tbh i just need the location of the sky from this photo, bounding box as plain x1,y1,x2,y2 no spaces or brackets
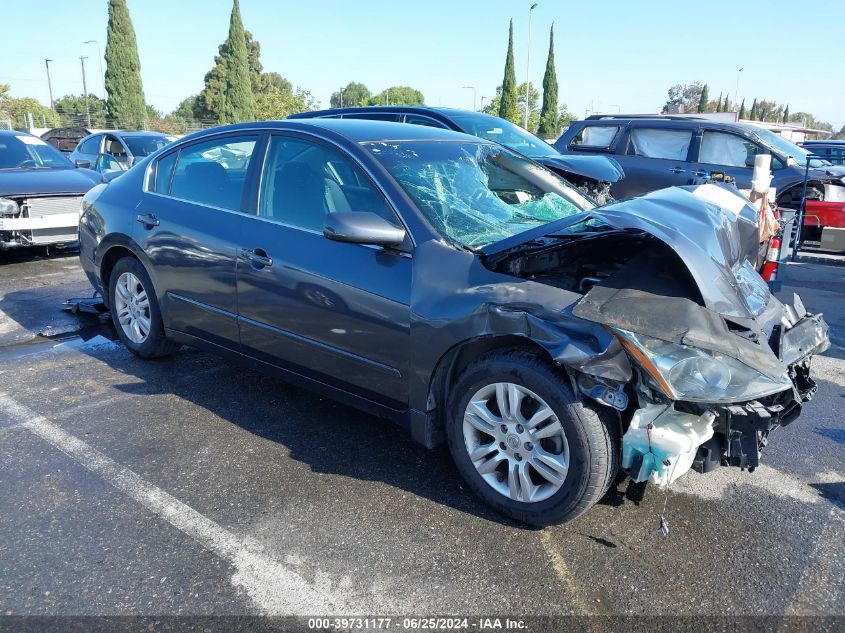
1,0,843,128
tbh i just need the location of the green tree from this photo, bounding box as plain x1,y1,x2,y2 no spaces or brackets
831,124,845,140
483,82,541,132
255,85,316,120
104,0,147,129
498,19,519,124
783,104,789,122
715,92,722,113
722,94,730,112
697,84,709,113
749,98,758,120
199,0,255,123
54,94,108,127
367,86,424,106
330,82,371,108
537,24,559,138
739,98,746,119
662,81,703,113
0,86,62,128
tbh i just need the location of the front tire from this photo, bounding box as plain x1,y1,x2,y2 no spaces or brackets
108,257,179,358
446,351,619,526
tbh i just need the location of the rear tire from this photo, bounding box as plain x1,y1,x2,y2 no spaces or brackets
446,350,619,526
108,256,180,359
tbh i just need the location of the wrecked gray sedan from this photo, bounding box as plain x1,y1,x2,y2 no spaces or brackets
79,120,829,526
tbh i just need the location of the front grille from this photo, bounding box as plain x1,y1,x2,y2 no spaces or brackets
23,196,81,245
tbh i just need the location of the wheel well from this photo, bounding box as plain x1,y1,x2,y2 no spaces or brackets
427,335,558,419
100,246,136,301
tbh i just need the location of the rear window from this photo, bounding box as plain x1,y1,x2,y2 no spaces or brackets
569,125,619,149
628,128,692,160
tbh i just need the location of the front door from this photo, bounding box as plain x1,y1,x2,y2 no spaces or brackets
690,129,777,191
236,133,411,405
134,133,261,347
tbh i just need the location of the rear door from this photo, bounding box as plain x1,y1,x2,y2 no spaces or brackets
134,132,262,347
690,128,780,191
236,132,411,405
611,123,696,198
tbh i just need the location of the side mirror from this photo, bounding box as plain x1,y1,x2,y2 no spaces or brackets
75,159,91,169
323,212,406,248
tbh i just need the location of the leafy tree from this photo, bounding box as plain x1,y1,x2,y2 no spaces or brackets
739,98,746,119
786,111,833,131
662,81,703,113
498,19,519,124
697,84,709,113
831,124,845,140
199,0,255,123
484,82,541,132
54,94,108,127
537,25,559,138
330,82,371,108
367,86,424,106
255,86,316,120
104,0,147,129
749,98,758,120
0,86,62,128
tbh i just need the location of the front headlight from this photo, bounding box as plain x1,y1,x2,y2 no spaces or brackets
0,197,19,216
614,329,793,403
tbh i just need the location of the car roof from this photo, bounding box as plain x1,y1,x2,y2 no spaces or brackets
181,118,484,145
0,130,35,138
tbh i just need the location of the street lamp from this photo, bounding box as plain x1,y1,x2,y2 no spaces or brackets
524,2,539,129
83,40,106,98
735,67,743,117
44,59,55,111
80,56,91,127
462,86,477,111
339,86,344,107
480,96,487,111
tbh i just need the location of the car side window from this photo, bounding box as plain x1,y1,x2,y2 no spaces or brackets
153,150,178,194
79,135,101,154
404,114,449,129
342,112,400,122
627,128,692,160
259,135,397,232
168,135,258,211
569,125,619,149
699,131,766,168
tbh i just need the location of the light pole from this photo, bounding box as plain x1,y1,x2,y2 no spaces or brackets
80,56,91,127
339,86,344,107
83,40,105,98
462,86,477,111
735,67,743,117
480,96,487,111
524,2,539,129
44,59,55,111
385,88,390,106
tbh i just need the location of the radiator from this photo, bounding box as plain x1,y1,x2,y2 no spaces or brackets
23,196,82,245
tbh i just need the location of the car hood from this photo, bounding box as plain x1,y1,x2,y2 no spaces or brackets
811,164,845,179
0,168,102,197
534,154,625,183
587,184,764,320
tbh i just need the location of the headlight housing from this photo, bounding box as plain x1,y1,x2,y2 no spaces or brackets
614,329,793,403
0,197,19,216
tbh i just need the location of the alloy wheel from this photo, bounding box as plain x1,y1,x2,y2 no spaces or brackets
114,271,151,344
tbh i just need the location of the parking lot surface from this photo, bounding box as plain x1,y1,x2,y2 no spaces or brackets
1,249,843,621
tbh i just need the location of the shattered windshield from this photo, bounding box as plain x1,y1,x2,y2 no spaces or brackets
366,141,594,249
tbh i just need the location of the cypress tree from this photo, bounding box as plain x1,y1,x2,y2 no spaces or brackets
537,25,558,138
739,99,746,119
498,20,519,124
722,94,730,112
104,0,147,129
749,98,758,120
715,92,722,113
783,104,790,122
200,0,255,123
697,84,709,113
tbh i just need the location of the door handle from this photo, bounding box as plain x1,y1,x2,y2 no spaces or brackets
669,167,687,174
240,248,273,269
136,213,159,228
691,170,708,177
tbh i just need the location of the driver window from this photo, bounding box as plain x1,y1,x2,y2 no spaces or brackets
259,136,397,231
699,131,763,168
105,136,129,165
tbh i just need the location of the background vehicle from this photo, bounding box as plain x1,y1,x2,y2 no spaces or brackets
40,126,92,154
69,130,177,174
800,139,845,166
0,130,101,250
556,115,845,208
78,120,828,526
289,106,624,203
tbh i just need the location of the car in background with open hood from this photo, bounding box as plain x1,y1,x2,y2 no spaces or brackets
0,130,101,250
77,119,829,525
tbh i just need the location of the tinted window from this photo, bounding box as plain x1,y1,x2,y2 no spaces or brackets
628,128,692,160
79,135,101,154
259,135,395,232
404,114,449,129
699,131,764,168
570,125,619,149
124,135,171,157
450,112,558,158
153,150,178,193
342,112,400,121
0,134,73,169
169,135,257,211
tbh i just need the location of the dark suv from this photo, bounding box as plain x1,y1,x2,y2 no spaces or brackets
290,106,624,202
555,116,845,207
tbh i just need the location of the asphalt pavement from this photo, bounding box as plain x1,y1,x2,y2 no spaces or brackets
0,247,843,627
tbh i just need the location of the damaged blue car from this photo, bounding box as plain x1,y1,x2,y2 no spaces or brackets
77,120,829,525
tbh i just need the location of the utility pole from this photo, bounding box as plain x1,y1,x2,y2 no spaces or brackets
339,87,344,108
44,59,55,111
480,96,487,111
80,56,91,127
386,88,390,106
462,86,477,111
524,2,539,129
83,40,105,98
735,67,743,117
